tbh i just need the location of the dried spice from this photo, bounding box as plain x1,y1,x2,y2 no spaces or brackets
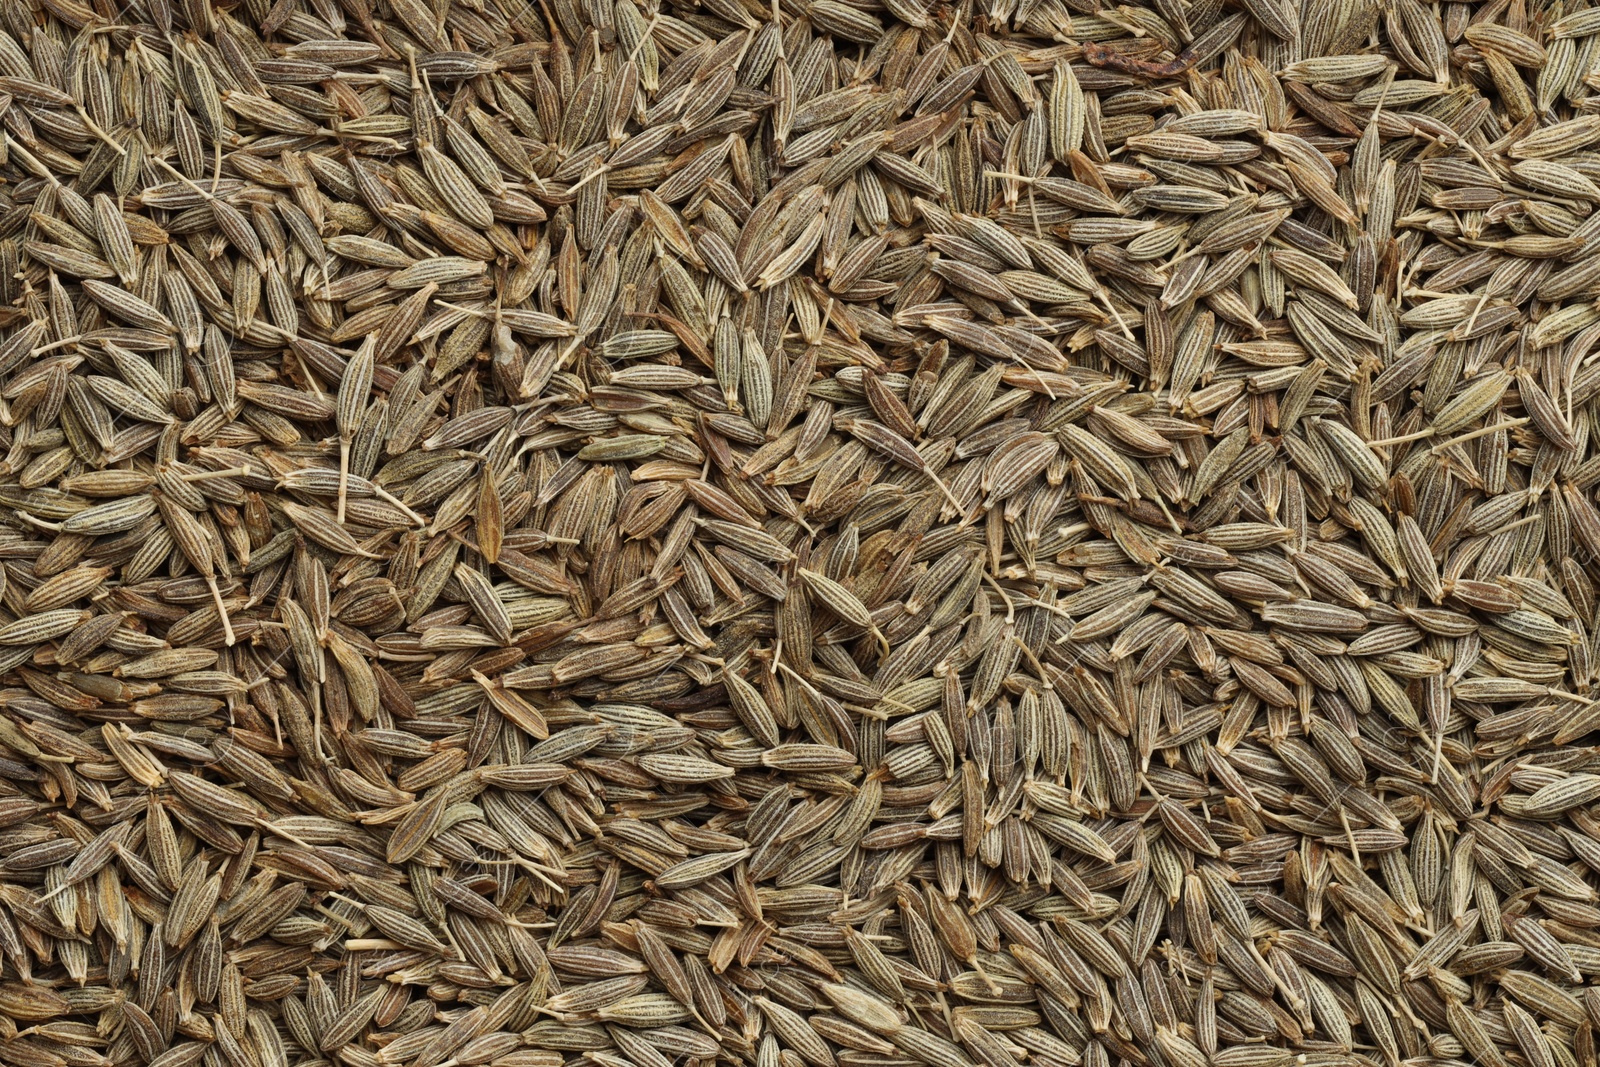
0,0,1597,1066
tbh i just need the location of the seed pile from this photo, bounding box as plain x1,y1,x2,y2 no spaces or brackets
8,0,1600,1063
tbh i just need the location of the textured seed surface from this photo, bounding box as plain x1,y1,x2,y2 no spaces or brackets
1,0,1600,1066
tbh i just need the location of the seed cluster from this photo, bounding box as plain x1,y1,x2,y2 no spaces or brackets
1,0,1600,1064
